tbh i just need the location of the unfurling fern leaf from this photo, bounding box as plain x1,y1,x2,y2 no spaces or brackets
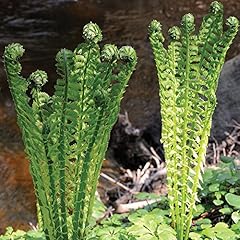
4,22,137,240
149,2,238,240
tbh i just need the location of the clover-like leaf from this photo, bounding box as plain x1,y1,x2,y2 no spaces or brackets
226,193,240,209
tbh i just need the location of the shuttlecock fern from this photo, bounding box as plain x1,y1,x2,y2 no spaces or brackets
4,22,137,240
149,2,238,240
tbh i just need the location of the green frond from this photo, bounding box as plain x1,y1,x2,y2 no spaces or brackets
4,44,57,240
149,2,238,240
3,22,136,240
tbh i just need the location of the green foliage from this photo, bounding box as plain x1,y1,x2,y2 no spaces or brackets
0,227,45,240
3,22,137,240
2,159,240,240
199,157,240,225
127,209,176,240
149,1,239,239
86,202,176,240
89,161,240,240
225,193,240,208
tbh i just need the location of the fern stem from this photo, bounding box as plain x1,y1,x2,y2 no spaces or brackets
179,28,191,240
71,44,93,239
168,41,180,231
4,24,136,240
85,129,108,224
184,120,210,240
34,89,62,240
73,44,92,188
57,49,70,240
4,50,55,239
84,64,114,227
185,22,239,237
72,111,102,240
72,41,101,239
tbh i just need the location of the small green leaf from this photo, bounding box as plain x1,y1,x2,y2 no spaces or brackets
156,224,177,240
230,188,236,194
202,227,216,238
214,222,237,240
128,209,148,223
221,156,235,163
219,207,233,215
193,204,205,217
209,183,220,192
231,221,240,234
135,192,160,200
203,169,213,182
225,193,240,208
196,218,212,230
232,211,240,224
213,199,224,206
189,232,202,240
215,192,222,200
196,218,212,226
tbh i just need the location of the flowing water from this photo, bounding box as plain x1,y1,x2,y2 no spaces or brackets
0,0,239,233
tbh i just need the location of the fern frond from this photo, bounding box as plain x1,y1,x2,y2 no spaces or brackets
71,23,102,239
149,2,238,239
4,45,56,240
4,22,136,240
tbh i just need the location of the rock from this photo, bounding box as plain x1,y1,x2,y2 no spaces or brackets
108,113,164,170
212,54,240,140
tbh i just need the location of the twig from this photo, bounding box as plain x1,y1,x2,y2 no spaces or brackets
115,198,162,213
29,222,38,231
150,146,162,168
96,206,115,224
207,120,240,164
100,172,132,192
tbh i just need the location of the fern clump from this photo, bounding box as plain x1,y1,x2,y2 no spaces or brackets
4,22,137,240
149,1,239,240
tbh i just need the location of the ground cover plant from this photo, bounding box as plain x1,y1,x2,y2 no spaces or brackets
1,1,239,240
3,22,137,240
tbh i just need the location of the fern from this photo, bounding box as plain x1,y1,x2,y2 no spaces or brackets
149,2,239,240
4,22,137,240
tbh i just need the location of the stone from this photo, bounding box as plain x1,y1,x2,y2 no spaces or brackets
212,54,240,140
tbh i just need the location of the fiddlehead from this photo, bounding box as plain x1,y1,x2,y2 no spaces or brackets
82,21,103,43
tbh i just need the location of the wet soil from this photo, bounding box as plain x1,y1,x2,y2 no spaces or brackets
0,101,36,233
0,0,240,233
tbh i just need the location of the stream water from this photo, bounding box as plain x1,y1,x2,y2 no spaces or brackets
0,0,239,233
